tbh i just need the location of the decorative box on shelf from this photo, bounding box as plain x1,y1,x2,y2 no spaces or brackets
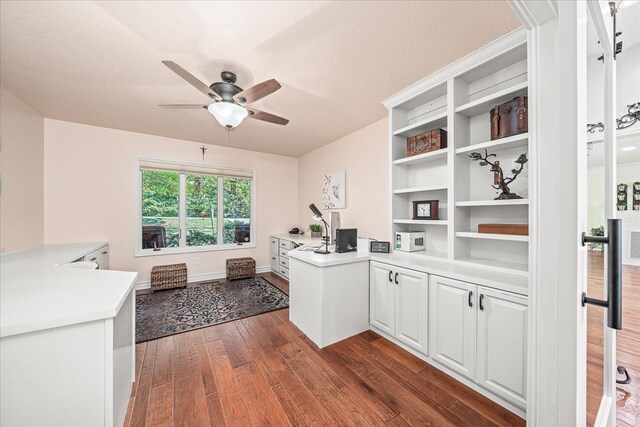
478,223,529,236
407,128,447,157
490,96,528,140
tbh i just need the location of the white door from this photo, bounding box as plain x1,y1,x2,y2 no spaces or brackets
429,275,476,380
477,287,528,409
370,262,395,335
394,266,428,355
585,2,619,426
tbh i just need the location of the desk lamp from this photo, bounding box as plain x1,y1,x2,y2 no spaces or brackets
309,203,330,254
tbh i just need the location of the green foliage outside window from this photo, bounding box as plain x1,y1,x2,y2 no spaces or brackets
141,170,252,248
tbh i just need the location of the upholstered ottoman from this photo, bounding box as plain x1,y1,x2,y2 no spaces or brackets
226,257,256,281
150,263,187,292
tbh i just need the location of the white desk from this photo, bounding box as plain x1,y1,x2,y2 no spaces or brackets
288,248,370,348
1,243,137,427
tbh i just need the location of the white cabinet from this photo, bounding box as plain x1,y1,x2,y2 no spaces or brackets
370,262,395,335
430,275,477,380
370,261,428,354
477,287,528,408
429,274,527,410
84,244,109,270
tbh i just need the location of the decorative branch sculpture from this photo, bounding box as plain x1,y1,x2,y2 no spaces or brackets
469,150,528,200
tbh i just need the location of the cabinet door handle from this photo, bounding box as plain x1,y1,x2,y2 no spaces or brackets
394,273,399,285
468,291,473,307
479,294,485,311
388,271,393,283
101,251,108,255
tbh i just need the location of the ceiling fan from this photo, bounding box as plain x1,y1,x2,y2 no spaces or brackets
159,61,289,129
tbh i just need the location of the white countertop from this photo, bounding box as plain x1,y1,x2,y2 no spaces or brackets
1,243,138,338
288,247,372,267
271,234,325,246
288,247,528,296
371,253,529,296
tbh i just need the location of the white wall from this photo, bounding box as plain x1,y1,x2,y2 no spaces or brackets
43,119,298,283
0,87,45,253
297,118,390,241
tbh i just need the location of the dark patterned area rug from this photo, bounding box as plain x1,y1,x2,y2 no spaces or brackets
135,276,289,343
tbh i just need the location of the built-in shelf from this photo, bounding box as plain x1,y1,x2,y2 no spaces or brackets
393,111,448,138
393,185,448,194
455,199,529,207
586,126,640,143
456,133,529,155
455,256,529,277
456,231,529,242
394,219,448,225
397,249,448,260
393,149,448,166
455,81,528,117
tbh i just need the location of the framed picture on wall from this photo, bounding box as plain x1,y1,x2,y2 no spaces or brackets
322,170,346,209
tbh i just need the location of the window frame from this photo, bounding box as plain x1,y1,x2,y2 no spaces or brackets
134,157,256,257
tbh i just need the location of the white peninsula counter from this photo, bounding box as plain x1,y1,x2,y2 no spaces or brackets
288,248,371,348
1,243,138,427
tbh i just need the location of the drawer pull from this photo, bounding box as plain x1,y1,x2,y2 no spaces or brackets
101,251,108,255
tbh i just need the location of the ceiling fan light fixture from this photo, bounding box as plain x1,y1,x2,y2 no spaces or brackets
207,102,248,129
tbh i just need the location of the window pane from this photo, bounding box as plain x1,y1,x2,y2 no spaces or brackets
223,177,251,244
186,174,218,246
141,170,180,249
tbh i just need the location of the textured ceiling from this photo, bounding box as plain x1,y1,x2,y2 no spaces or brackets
0,1,521,157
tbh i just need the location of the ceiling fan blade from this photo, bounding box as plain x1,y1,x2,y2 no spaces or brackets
161,61,219,100
158,104,208,109
246,107,289,126
234,79,281,104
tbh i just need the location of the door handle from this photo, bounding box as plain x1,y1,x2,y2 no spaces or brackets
581,218,622,330
468,291,473,307
479,294,485,311
394,273,399,285
388,271,393,283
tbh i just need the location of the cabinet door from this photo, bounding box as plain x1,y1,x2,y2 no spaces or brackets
394,266,428,355
429,275,477,380
477,287,528,408
270,238,279,255
96,246,109,270
369,262,395,336
269,254,279,272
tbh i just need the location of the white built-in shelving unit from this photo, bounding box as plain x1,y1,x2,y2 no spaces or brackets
384,29,531,277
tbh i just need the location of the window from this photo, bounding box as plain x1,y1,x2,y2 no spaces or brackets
137,159,254,255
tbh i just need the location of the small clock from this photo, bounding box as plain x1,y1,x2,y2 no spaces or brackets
412,200,439,220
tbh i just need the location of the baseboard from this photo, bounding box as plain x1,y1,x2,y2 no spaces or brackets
623,259,640,266
135,265,271,290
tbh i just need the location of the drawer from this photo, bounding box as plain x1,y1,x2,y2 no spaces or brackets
279,265,289,279
279,257,290,269
270,238,279,255
279,239,294,251
269,254,279,271
279,247,289,258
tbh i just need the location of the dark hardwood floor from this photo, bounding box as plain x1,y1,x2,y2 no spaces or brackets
586,252,640,427
125,273,524,426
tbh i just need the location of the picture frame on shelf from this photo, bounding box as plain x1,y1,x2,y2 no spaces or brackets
412,200,439,220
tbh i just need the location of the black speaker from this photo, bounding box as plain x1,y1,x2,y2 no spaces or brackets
335,228,357,253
